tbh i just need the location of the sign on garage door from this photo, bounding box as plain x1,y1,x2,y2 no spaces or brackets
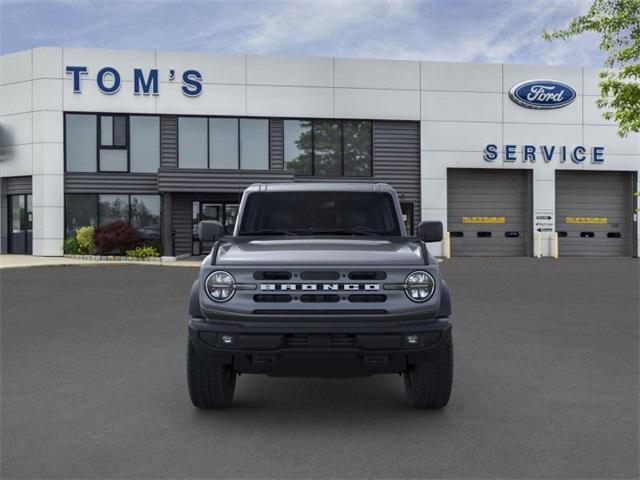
447,169,532,256
556,171,633,256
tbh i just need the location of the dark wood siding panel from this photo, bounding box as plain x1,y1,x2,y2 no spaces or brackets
373,121,421,230
172,195,193,256
269,119,284,169
160,115,178,168
157,168,294,193
65,173,158,193
6,176,32,195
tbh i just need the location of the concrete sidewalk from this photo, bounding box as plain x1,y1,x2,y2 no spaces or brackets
0,254,201,269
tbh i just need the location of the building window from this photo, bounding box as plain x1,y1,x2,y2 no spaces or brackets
284,120,312,175
178,117,208,168
65,113,159,173
284,119,372,177
343,121,372,176
401,203,414,235
240,119,269,170
99,115,128,172
131,195,161,245
191,201,239,255
65,193,98,236
314,120,342,176
178,116,269,170
65,194,161,246
130,116,160,173
98,194,129,225
65,114,97,172
209,118,238,169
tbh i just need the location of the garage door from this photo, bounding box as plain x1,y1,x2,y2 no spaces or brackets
556,171,634,256
447,169,531,256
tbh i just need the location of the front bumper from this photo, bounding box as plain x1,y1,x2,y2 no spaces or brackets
188,317,452,377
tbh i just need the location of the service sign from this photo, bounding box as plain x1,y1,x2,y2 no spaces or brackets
509,79,577,109
534,210,554,232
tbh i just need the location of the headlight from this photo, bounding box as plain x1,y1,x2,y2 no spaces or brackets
205,271,236,302
404,270,435,302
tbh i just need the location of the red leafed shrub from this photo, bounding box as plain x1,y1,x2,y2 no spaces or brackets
94,220,143,255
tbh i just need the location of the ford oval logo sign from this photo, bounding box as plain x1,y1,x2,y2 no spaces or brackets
509,79,577,109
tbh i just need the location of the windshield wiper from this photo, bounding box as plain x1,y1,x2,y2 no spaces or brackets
239,229,299,236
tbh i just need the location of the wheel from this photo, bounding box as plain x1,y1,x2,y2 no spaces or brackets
187,340,236,408
403,336,453,409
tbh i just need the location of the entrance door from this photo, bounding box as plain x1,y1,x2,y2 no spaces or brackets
192,202,222,255
447,169,531,256
8,194,32,254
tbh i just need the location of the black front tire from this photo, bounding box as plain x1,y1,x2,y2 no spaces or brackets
187,340,236,408
404,337,453,409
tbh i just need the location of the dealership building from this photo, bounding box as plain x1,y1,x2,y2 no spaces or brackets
0,47,638,258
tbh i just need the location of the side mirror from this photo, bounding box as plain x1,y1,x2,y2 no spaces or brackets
418,221,443,243
198,220,225,243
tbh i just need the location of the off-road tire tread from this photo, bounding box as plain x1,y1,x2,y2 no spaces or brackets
404,337,453,409
188,340,236,408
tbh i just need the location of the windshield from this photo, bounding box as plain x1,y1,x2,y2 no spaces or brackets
237,191,402,236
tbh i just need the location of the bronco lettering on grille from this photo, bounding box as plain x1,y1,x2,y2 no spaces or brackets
260,283,380,291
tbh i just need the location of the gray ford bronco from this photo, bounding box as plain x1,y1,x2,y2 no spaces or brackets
187,183,453,408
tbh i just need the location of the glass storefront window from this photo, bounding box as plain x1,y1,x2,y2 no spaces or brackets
98,195,129,226
343,121,372,176
284,120,312,175
130,116,160,173
131,195,161,245
65,194,98,236
224,204,239,235
65,114,97,172
178,117,208,168
313,120,342,176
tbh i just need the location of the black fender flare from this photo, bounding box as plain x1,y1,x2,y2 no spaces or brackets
437,279,452,318
188,279,203,318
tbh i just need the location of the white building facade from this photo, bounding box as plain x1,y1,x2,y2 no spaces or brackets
1,47,638,257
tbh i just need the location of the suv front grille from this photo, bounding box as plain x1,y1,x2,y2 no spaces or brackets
285,334,356,348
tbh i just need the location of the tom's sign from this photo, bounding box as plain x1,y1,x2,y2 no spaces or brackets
65,66,203,97
509,79,576,109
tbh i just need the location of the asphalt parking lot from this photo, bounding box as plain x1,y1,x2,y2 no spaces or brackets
1,258,638,479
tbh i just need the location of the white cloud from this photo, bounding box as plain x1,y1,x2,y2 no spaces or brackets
0,0,606,66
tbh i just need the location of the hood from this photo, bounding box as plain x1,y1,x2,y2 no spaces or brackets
214,237,424,266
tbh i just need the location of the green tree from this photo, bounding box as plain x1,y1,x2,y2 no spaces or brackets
543,0,640,136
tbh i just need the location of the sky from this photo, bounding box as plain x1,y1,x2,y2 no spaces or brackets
0,0,604,66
